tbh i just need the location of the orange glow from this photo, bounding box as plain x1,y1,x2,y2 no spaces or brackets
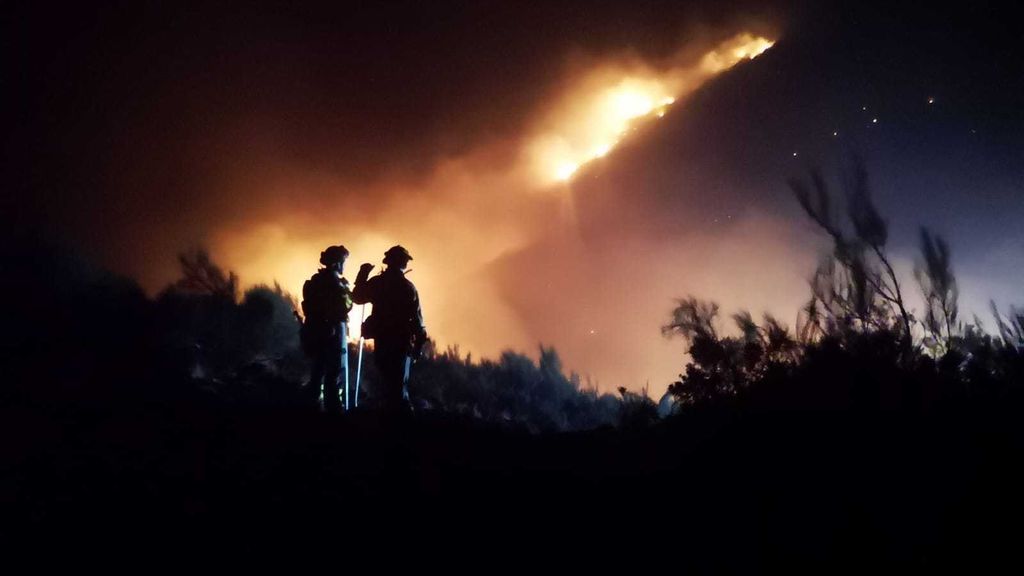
210,30,780,394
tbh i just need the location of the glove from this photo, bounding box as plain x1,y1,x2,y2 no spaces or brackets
356,263,375,284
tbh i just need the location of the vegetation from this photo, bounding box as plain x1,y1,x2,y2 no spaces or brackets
664,159,1023,413
6,245,629,430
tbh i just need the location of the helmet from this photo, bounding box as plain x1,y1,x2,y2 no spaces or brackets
320,245,350,266
383,245,413,264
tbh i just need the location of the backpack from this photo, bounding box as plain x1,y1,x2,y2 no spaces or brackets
301,271,330,324
298,271,349,354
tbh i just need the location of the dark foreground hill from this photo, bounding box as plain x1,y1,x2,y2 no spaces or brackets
5,394,1024,570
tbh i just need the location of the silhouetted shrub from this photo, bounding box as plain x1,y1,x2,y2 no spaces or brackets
664,162,1023,413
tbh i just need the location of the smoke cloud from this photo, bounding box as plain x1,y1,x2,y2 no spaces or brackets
7,3,827,395
203,31,807,395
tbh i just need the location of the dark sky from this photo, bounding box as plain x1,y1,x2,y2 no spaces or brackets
5,1,1023,391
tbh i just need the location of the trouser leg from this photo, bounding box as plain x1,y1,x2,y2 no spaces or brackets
322,351,341,412
338,323,350,410
322,324,348,413
374,340,410,413
309,350,326,407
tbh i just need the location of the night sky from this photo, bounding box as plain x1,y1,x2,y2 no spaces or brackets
5,1,1022,394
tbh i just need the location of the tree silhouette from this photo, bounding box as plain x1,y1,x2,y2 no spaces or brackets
663,298,800,405
916,228,960,353
789,159,913,354
172,249,239,301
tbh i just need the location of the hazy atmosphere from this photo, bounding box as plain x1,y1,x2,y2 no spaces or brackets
7,1,1022,395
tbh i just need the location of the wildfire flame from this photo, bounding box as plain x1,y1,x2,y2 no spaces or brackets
532,33,774,184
